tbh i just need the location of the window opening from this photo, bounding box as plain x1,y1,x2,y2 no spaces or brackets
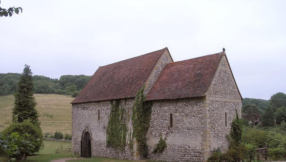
170,113,173,128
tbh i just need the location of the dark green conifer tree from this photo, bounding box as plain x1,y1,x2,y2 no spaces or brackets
261,106,275,127
12,65,39,126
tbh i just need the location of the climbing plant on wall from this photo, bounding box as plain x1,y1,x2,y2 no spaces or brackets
106,100,128,150
132,87,153,157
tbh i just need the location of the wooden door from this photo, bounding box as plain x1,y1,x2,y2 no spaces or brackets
81,132,91,157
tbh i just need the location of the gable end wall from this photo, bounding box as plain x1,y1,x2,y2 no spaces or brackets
206,55,242,153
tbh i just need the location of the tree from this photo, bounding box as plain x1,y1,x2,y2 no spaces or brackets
242,104,262,126
275,107,286,125
0,1,22,17
261,106,275,127
2,120,43,160
270,92,286,112
12,65,39,126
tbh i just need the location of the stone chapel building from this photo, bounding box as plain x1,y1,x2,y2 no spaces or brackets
71,47,242,162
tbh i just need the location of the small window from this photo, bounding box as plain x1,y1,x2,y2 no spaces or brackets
170,113,173,128
98,110,100,121
225,112,227,127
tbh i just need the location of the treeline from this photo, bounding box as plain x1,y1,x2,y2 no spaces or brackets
0,73,91,97
242,92,286,127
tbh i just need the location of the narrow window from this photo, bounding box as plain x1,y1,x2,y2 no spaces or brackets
225,112,227,127
170,113,173,128
98,110,100,121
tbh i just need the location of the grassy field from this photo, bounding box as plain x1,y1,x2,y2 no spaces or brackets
0,140,76,162
0,94,74,134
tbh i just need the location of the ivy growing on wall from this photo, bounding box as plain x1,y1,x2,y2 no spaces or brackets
106,100,128,150
153,136,167,154
132,87,153,158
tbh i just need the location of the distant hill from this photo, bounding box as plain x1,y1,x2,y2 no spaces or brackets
0,73,91,97
0,94,74,134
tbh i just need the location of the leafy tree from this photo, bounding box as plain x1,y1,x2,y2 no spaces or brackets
275,107,286,125
0,1,22,17
12,65,39,126
2,120,43,160
270,92,286,112
261,106,275,127
242,104,262,126
242,98,269,113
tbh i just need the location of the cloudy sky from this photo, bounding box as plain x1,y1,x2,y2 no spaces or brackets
0,0,285,100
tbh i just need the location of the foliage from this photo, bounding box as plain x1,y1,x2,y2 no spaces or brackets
244,144,256,162
106,100,128,150
153,137,167,154
64,133,72,140
262,106,275,127
0,73,91,97
270,92,286,112
242,104,262,126
275,106,286,125
0,132,35,160
54,131,64,140
268,148,286,160
12,65,39,126
0,6,22,17
207,148,223,162
241,118,249,126
242,98,269,113
230,110,242,146
132,87,152,158
266,131,286,148
243,127,268,147
2,120,43,158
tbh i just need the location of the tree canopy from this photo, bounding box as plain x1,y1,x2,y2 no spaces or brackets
12,65,38,125
0,1,22,17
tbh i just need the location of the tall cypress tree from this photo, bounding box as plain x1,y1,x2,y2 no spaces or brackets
12,65,39,126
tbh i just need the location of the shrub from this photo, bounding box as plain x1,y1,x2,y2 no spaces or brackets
64,133,72,140
207,149,223,162
268,148,286,160
2,120,43,159
54,131,64,140
153,137,167,154
243,128,268,147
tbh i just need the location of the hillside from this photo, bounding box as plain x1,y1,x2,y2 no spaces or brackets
0,94,74,134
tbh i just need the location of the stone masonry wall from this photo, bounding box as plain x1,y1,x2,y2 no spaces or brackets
72,99,135,159
147,98,206,162
206,55,242,153
144,50,173,95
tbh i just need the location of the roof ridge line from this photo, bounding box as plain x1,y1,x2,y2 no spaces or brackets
100,48,167,68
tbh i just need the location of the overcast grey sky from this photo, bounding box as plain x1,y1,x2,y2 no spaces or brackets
0,0,285,100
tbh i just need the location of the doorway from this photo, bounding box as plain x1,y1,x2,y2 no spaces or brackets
81,131,91,157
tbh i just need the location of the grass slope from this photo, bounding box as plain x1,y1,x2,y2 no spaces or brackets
0,94,74,134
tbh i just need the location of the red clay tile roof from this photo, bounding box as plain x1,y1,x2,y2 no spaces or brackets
71,48,166,104
146,52,224,101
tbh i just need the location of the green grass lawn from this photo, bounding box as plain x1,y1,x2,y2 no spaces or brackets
0,140,76,162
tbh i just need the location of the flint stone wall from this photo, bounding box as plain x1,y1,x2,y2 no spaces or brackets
72,99,135,159
147,98,205,162
207,55,242,152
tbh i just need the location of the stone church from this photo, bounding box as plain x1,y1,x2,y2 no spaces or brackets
71,47,242,162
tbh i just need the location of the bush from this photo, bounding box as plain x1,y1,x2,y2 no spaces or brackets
2,120,43,159
207,149,223,162
54,131,63,140
268,148,286,160
64,133,72,140
243,128,268,147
